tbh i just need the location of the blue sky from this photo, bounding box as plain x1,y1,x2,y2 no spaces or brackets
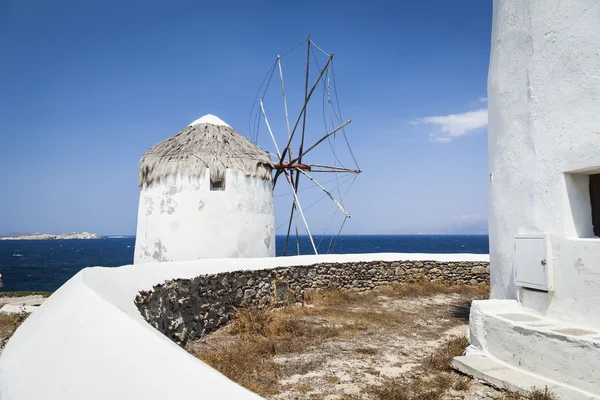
0,0,492,236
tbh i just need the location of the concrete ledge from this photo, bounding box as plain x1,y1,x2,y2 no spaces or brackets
466,299,600,396
453,355,598,400
0,253,487,400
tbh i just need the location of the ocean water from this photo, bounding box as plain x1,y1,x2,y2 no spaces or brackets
0,235,489,292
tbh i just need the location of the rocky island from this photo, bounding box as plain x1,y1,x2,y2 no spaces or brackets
0,232,101,240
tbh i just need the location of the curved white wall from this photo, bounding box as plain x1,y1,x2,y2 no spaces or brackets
489,0,600,327
134,169,275,263
0,253,488,400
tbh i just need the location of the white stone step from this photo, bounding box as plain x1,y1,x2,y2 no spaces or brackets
453,355,598,400
464,299,600,397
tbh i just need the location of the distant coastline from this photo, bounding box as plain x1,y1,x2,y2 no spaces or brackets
0,232,101,241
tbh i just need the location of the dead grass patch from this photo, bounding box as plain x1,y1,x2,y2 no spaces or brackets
189,283,496,399
424,336,469,372
0,312,30,349
195,306,341,395
368,372,474,400
368,375,447,400
323,375,341,384
355,346,379,356
528,386,559,400
197,338,281,396
229,308,272,337
230,307,338,343
499,387,559,400
290,383,311,392
452,375,471,391
374,282,489,299
502,392,525,400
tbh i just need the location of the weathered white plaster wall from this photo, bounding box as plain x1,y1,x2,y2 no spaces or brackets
0,253,488,400
134,169,275,263
489,0,600,327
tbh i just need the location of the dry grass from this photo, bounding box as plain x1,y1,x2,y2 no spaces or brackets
374,282,489,299
368,335,470,400
304,283,489,308
355,346,379,356
323,375,341,384
528,386,559,400
368,375,448,400
230,306,339,347
424,336,469,372
497,386,560,400
190,283,505,399
197,338,281,396
228,308,273,337
502,393,525,400
452,376,471,391
0,312,29,349
196,306,341,396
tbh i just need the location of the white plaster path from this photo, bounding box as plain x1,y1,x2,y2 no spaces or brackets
0,253,487,400
0,295,46,314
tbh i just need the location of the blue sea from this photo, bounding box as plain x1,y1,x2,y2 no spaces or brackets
0,235,489,292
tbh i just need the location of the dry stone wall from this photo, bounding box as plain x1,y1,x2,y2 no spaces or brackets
135,260,489,346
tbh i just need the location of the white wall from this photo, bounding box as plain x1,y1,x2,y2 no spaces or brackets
489,0,600,327
134,169,275,263
0,253,488,400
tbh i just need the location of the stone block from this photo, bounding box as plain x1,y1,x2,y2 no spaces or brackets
471,266,487,274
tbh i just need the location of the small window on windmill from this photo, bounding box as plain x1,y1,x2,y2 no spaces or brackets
210,177,225,191
590,174,600,236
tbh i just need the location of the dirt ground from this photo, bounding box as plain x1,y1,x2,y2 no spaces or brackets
0,311,30,351
0,288,556,399
186,284,551,400
0,293,50,351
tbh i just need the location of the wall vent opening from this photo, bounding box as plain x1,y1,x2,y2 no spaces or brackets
210,178,225,191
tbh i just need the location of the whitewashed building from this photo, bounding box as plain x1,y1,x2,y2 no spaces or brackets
454,1,600,398
134,115,275,263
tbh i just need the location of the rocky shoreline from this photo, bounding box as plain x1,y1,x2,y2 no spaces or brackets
0,232,101,240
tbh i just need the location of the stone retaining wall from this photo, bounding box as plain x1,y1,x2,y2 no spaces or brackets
135,260,489,345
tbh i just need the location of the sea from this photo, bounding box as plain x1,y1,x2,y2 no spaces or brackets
0,235,489,292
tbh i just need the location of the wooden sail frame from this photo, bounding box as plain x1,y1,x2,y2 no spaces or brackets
252,35,362,255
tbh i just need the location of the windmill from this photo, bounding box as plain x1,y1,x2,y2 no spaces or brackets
250,36,362,256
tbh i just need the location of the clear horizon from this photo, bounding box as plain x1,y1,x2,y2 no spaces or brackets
0,232,489,237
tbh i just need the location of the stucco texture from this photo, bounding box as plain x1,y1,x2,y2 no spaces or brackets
488,0,600,328
134,169,275,263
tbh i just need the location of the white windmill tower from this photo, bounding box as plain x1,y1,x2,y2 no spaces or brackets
134,36,360,263
134,115,275,264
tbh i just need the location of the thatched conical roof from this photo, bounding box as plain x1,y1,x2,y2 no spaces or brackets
138,115,273,188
